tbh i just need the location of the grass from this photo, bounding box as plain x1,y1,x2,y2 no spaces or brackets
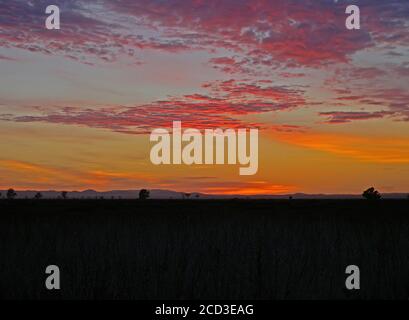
0,199,408,300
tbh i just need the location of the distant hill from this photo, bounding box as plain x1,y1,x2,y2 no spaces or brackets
0,189,408,199
0,189,193,200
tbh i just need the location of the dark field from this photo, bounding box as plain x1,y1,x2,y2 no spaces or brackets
1,199,409,300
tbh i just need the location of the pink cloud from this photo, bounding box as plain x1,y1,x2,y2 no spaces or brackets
2,0,408,69
1,79,305,133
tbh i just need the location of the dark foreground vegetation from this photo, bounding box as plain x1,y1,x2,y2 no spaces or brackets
0,199,409,300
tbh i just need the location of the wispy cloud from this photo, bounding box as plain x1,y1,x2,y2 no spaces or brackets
200,181,294,195
319,111,394,124
0,159,154,190
271,131,409,164
1,79,305,132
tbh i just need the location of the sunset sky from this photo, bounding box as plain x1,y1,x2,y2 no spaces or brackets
0,0,408,195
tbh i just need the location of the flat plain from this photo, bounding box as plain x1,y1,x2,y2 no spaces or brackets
0,199,408,300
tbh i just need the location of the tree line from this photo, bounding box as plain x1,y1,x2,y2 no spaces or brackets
0,187,407,200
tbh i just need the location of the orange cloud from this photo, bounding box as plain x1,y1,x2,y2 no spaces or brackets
270,131,409,164
0,159,153,191
0,160,61,180
202,181,294,195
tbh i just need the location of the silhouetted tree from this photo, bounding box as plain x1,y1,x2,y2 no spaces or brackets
184,193,191,199
34,192,42,200
61,191,68,199
362,187,381,200
139,189,150,200
6,188,17,200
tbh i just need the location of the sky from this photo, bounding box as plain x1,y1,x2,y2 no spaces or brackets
0,0,408,195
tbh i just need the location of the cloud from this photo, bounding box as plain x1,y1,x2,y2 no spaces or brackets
105,0,390,67
0,159,153,190
1,79,305,132
197,181,294,195
319,111,394,124
2,0,408,69
394,64,409,77
322,61,409,123
0,54,18,61
0,0,190,65
208,56,245,74
1,1,408,127
270,130,409,163
0,158,294,195
331,88,409,122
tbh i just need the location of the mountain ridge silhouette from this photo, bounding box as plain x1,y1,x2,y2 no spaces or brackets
1,189,408,199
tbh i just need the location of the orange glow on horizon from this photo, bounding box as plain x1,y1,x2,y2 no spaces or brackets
202,181,295,195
